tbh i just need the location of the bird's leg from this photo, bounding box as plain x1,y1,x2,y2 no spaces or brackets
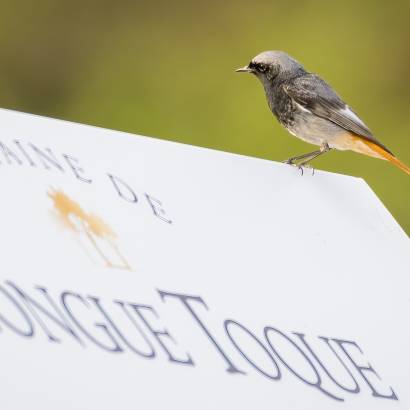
284,151,321,176
284,143,331,176
284,149,322,165
297,142,331,167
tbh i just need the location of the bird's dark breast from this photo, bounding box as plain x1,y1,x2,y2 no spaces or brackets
267,84,296,128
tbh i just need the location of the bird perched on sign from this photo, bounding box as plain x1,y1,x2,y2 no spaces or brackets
236,51,410,175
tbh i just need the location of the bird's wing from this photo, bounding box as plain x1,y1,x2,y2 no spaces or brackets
283,74,393,154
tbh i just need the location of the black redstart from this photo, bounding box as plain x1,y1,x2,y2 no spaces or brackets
236,51,410,175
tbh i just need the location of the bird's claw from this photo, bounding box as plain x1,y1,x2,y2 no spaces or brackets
301,163,315,176
283,160,315,176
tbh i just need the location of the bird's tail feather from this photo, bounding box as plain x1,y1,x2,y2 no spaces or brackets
361,139,410,176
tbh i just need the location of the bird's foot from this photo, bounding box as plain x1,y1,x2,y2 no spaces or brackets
282,144,330,173
283,159,315,176
302,163,315,176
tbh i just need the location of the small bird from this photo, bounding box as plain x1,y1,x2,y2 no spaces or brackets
236,51,410,175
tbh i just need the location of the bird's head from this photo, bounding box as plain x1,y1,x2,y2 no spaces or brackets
236,51,305,83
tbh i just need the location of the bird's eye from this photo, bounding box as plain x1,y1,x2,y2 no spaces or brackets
258,64,267,72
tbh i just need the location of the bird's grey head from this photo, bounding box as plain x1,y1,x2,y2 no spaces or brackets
236,51,305,84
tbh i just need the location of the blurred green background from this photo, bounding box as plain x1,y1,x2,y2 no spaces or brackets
0,0,409,233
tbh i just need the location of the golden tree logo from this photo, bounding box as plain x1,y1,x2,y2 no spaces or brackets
48,189,131,270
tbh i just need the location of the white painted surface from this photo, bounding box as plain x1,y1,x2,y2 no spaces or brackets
0,109,408,409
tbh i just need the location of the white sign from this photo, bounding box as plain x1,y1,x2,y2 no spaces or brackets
0,108,409,409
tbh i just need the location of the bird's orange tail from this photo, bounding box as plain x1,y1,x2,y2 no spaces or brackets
361,139,410,176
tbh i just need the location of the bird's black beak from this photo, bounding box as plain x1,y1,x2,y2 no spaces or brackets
235,65,253,73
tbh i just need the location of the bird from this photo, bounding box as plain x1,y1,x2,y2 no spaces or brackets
236,51,410,175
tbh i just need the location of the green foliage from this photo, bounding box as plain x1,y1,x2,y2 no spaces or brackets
0,0,409,233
